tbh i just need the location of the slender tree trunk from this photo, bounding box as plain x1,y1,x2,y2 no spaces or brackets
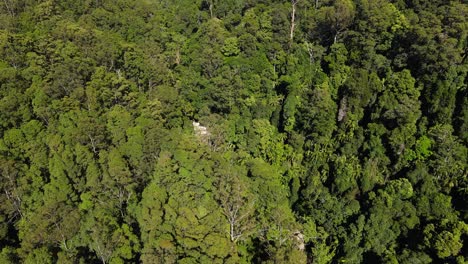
53,221,69,251
230,221,235,242
334,30,341,44
289,0,298,46
88,134,97,153
209,0,213,18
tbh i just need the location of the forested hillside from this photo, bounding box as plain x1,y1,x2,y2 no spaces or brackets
0,0,467,263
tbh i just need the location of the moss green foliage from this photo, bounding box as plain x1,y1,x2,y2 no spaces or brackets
0,0,467,263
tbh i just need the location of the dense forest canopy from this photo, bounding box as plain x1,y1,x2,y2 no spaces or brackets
0,0,467,263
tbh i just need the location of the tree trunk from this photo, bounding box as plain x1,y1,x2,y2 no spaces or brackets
230,221,235,242
209,0,213,18
289,0,297,46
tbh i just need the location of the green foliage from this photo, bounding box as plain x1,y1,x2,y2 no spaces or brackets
0,0,466,263
24,247,53,264
423,221,468,259
222,37,240,57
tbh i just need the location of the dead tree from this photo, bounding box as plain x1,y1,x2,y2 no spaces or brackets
289,0,300,46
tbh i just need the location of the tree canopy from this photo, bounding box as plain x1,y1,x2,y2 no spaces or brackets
0,0,467,263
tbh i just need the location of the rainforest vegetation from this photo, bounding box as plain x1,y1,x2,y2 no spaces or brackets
0,0,467,263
